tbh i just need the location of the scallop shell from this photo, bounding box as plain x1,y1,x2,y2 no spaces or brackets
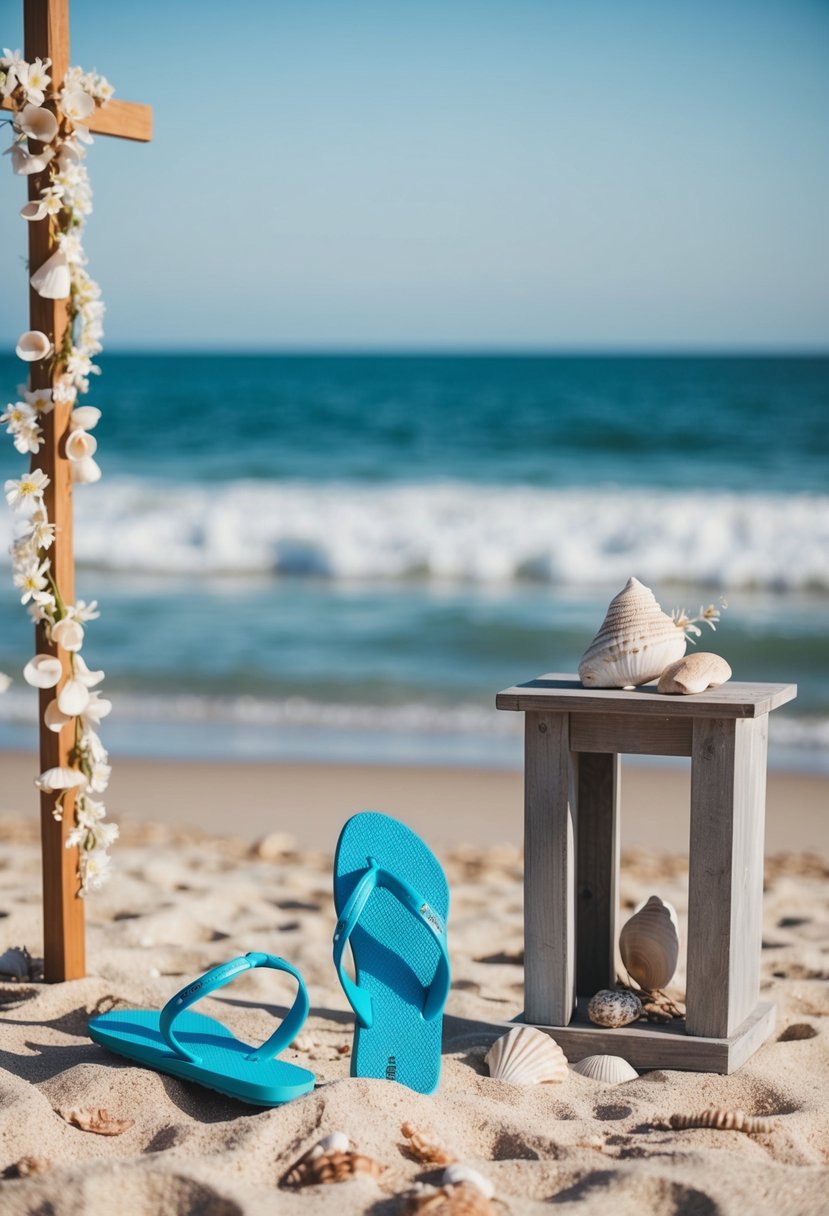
30,249,71,300
571,1054,639,1085
619,895,679,991
281,1149,384,1188
485,1025,568,1084
657,652,732,695
578,577,687,689
58,1107,134,1136
401,1121,456,1165
587,989,642,1028
406,1184,497,1215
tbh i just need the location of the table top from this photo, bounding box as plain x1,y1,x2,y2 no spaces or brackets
496,673,797,719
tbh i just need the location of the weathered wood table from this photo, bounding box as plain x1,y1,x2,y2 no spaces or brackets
496,674,797,1072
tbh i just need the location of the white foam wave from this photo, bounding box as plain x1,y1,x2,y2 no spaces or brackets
2,478,828,590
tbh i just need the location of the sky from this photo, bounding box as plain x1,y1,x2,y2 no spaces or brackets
0,0,828,351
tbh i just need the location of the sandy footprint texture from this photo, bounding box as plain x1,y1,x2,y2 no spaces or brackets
0,818,827,1215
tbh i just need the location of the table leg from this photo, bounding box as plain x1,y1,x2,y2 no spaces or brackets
686,716,769,1038
576,751,620,997
524,711,576,1026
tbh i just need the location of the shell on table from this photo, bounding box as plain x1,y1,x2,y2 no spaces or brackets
587,989,643,1028
485,1025,569,1085
657,652,732,695
619,895,680,991
578,577,687,689
571,1054,639,1085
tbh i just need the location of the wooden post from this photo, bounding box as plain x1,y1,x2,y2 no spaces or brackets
575,751,620,997
7,0,152,981
523,711,577,1026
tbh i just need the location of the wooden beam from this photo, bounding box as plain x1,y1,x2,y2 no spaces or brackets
1,93,153,142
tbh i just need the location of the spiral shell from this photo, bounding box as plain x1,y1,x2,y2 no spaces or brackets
657,652,732,695
619,895,680,991
587,989,642,1028
657,1109,777,1135
485,1025,568,1085
571,1054,639,1085
578,577,686,689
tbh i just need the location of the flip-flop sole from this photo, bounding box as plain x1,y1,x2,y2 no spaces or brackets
334,811,450,1094
89,1009,315,1106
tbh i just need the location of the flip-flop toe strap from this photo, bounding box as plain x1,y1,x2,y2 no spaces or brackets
159,952,309,1065
333,857,450,1028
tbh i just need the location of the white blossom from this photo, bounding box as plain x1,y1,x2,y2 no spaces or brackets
4,468,49,508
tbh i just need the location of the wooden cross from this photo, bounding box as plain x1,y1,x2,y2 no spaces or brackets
1,0,152,981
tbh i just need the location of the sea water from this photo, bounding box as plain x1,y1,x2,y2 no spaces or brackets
0,353,826,770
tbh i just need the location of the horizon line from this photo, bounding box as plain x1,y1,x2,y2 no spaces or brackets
3,345,826,359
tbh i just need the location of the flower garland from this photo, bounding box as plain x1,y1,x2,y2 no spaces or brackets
1,50,116,894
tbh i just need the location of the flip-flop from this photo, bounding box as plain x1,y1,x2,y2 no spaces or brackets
88,952,315,1106
333,811,450,1094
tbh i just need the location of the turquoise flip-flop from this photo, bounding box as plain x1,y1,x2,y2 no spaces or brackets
333,811,450,1094
88,952,315,1106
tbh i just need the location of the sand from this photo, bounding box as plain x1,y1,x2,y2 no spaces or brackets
0,757,827,1214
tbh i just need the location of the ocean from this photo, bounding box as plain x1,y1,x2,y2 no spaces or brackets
1,353,827,770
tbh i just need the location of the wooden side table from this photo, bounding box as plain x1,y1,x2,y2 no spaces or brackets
496,674,797,1072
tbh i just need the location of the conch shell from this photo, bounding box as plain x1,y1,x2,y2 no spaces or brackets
578,577,686,689
485,1025,568,1084
571,1054,638,1085
619,895,679,991
657,652,732,695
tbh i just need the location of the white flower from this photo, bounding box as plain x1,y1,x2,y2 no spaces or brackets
8,143,55,175
60,87,94,122
52,379,77,406
39,187,65,217
13,557,50,604
0,673,11,694
82,729,108,764
1,400,36,429
73,654,105,687
24,388,54,415
81,690,112,731
79,847,112,893
12,421,44,455
23,56,51,105
26,509,56,550
1,47,27,95
4,468,49,507
71,600,100,623
28,590,57,623
51,616,84,652
23,653,63,689
87,761,111,793
57,677,89,716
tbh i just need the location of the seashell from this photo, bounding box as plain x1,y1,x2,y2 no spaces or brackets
23,653,63,689
571,1054,639,1085
57,677,90,716
15,330,52,362
15,102,59,142
61,88,96,122
3,1156,50,1179
65,428,98,462
619,895,679,991
51,617,85,652
70,406,101,431
20,200,47,221
0,946,33,980
11,144,55,174
401,1121,456,1165
657,652,732,695
406,1184,497,1215
310,1131,350,1157
58,1107,134,1136
281,1149,384,1188
485,1025,569,1085
35,766,87,792
587,989,642,1028
578,577,687,689
70,456,102,484
442,1164,494,1199
657,1108,777,1135
44,699,72,733
30,249,71,300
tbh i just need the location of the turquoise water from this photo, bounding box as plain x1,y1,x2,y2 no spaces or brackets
1,354,827,768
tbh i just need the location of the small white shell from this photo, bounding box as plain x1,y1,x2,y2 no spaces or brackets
309,1131,350,1158
57,677,90,716
571,1054,639,1085
587,989,642,1028
15,330,52,362
485,1026,568,1085
0,946,32,980
70,456,102,484
578,577,686,689
619,895,680,991
65,429,98,462
51,618,85,652
35,766,87,792
70,406,101,431
61,89,95,122
20,200,47,221
30,249,71,300
16,103,59,142
442,1164,495,1199
657,652,732,695
23,654,63,689
44,699,72,733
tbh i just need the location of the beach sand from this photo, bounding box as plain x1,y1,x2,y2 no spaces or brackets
0,756,827,1213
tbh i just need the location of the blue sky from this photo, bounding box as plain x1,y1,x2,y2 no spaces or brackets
1,0,828,350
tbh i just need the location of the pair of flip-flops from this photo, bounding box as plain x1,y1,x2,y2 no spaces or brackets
89,812,450,1106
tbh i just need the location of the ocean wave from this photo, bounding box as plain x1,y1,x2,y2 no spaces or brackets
1,478,828,590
